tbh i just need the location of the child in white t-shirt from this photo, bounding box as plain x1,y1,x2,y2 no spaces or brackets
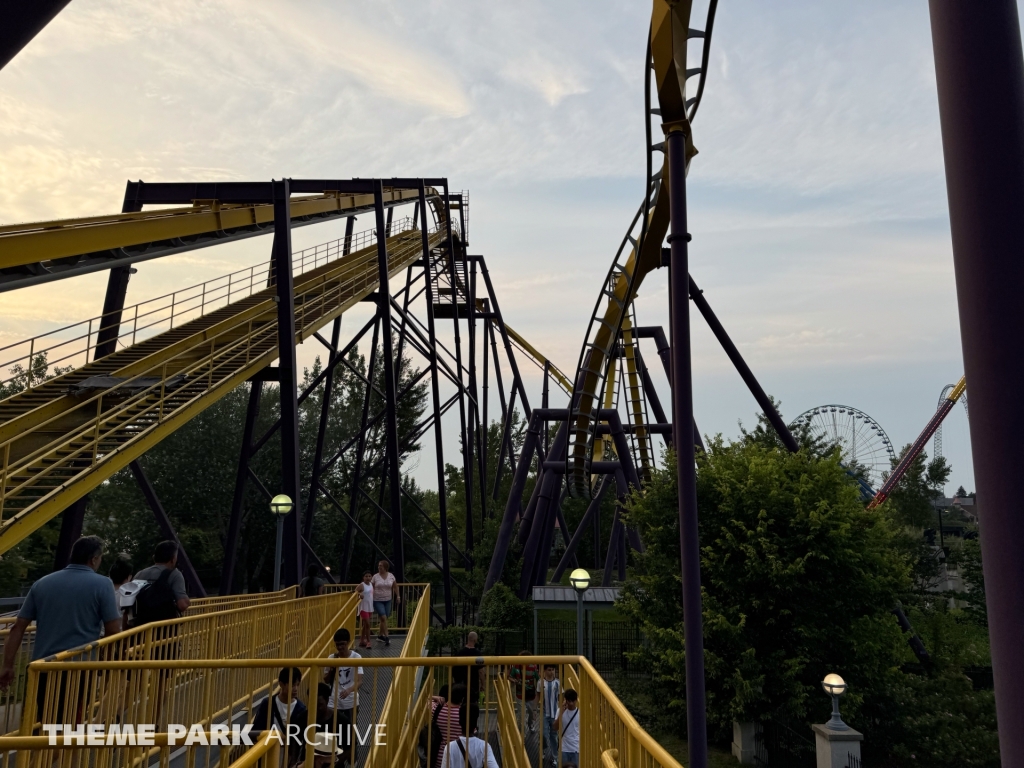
359,571,374,648
555,688,580,767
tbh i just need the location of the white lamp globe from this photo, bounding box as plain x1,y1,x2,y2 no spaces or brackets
569,568,591,592
822,673,847,697
270,494,294,517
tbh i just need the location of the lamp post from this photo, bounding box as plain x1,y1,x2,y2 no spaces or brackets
822,673,849,731
270,494,293,591
569,568,591,658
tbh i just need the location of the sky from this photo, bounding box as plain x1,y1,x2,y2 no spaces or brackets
0,0,984,494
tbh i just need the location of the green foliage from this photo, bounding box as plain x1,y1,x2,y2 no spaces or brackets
617,440,910,739
953,536,987,628
885,445,950,529
479,583,531,632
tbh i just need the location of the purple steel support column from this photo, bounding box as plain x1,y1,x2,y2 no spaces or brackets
638,350,673,449
129,460,207,597
549,489,577,574
484,411,542,590
552,475,611,582
601,507,622,588
518,421,568,598
442,181,473,552
488,320,518,496
343,216,356,255
419,182,454,624
271,178,303,587
688,274,797,453
373,180,406,582
929,2,1024,760
303,316,342,551
0,0,72,71
221,381,263,594
472,263,489,523
467,259,482,529
666,125,708,768
532,489,566,589
518,472,543,544
542,362,551,454
482,313,490,516
603,410,644,553
636,325,705,452
477,258,532,418
52,498,86,571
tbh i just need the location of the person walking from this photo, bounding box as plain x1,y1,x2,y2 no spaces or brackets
555,689,580,767
299,564,325,597
430,684,466,768
358,571,374,648
0,536,122,719
251,666,308,767
324,627,362,765
132,540,190,623
439,724,500,768
371,560,396,646
541,664,561,766
108,555,134,632
508,650,539,732
452,631,485,708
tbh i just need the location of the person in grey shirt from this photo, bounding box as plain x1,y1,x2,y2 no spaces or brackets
133,540,191,615
0,535,122,687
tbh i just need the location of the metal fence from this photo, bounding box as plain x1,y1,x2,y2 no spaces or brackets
434,621,648,676
754,719,816,768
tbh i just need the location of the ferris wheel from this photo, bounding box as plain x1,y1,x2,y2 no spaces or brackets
794,405,896,488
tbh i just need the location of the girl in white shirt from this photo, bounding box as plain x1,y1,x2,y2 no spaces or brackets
359,571,374,648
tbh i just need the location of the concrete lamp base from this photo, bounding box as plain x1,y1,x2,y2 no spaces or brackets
812,723,863,768
731,722,756,765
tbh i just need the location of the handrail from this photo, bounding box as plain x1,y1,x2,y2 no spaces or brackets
14,656,682,768
322,583,429,631
21,592,359,749
0,218,412,392
364,584,430,767
185,586,297,615
0,226,446,551
495,676,531,768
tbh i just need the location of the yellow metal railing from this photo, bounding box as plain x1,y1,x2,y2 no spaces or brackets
15,591,357,766
1,654,680,768
322,582,429,631
364,585,430,767
0,626,33,735
185,586,297,616
494,675,530,768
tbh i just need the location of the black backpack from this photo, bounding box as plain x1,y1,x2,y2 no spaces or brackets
133,568,181,625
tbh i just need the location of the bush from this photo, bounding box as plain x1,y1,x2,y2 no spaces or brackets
479,583,532,633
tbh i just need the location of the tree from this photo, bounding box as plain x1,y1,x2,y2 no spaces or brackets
617,438,911,739
885,446,950,530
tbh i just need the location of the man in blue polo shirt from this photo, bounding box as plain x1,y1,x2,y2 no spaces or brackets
0,535,122,688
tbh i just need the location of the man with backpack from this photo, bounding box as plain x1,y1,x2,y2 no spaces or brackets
438,723,500,768
132,540,190,625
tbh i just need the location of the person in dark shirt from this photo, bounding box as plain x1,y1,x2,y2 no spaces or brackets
299,564,325,597
452,631,484,707
251,667,308,767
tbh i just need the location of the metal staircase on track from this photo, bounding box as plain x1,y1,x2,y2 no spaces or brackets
0,226,445,553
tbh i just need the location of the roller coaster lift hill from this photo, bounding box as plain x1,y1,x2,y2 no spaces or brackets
3,2,1024,767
